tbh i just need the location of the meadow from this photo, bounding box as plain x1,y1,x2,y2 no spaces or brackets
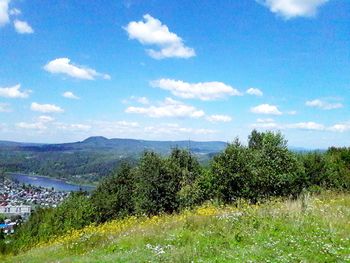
2,191,349,263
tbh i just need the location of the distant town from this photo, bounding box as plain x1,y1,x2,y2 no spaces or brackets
1,175,70,209
0,175,71,234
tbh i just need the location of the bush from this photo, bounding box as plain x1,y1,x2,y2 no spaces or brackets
91,163,135,223
133,151,178,215
210,139,255,202
7,130,350,255
12,192,94,253
211,131,305,203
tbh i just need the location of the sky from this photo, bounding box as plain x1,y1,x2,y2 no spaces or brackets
0,0,349,148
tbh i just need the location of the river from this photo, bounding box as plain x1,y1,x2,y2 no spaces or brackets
8,173,95,192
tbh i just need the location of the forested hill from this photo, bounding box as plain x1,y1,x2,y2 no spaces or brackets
0,136,227,154
0,137,227,184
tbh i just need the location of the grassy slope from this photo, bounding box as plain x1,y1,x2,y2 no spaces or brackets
3,192,350,263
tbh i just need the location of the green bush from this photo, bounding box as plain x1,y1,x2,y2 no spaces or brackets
91,163,135,223
6,131,350,255
12,192,94,253
133,151,179,215
211,131,305,203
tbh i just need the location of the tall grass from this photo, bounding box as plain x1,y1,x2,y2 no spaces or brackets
2,191,350,263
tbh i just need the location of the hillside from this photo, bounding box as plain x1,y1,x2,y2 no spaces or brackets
2,192,349,263
0,137,227,184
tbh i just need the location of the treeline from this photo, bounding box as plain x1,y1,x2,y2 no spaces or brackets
0,151,133,184
5,131,350,254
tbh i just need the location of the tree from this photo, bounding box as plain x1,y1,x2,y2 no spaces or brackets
211,132,305,203
91,162,135,223
133,151,178,215
167,148,203,209
210,138,255,202
253,132,304,198
248,129,264,150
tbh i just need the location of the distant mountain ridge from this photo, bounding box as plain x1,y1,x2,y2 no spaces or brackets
0,137,320,184
0,136,228,155
0,137,228,183
0,137,317,153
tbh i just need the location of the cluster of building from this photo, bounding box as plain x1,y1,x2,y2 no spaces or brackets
0,177,70,218
0,176,72,235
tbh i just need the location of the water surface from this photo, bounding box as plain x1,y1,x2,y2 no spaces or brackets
9,173,95,192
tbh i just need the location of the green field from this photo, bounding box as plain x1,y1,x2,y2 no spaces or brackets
2,191,349,263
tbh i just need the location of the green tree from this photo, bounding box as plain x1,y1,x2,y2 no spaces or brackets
252,131,304,198
167,148,203,209
211,138,255,202
133,151,177,215
248,129,264,150
91,162,135,223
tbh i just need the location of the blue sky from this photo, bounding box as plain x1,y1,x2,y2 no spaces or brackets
0,0,349,148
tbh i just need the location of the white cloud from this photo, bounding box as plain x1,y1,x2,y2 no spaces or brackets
257,0,329,19
151,79,242,101
31,102,64,113
206,115,232,123
253,122,280,129
122,96,150,105
91,120,140,136
16,122,47,130
252,120,324,130
328,123,350,133
44,58,111,80
306,99,343,110
136,96,149,105
125,14,195,59
0,1,33,34
252,118,280,129
286,122,325,131
257,118,275,123
286,110,297,115
0,103,11,112
16,115,53,131
89,120,216,139
246,88,263,96
16,117,90,132
252,119,350,133
0,84,30,98
55,123,91,131
251,104,282,115
145,123,216,136
9,8,21,16
14,19,33,34
0,0,10,27
125,97,205,118
62,91,80,100
38,115,55,123
115,121,139,128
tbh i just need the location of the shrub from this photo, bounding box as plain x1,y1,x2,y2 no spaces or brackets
91,162,135,223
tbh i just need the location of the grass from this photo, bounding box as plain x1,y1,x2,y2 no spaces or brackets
2,191,350,262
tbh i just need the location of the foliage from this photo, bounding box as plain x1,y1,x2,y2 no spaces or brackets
133,151,178,215
211,131,305,203
91,163,135,223
2,192,350,263
210,138,255,202
3,130,350,256
11,192,94,253
0,137,225,184
168,148,202,209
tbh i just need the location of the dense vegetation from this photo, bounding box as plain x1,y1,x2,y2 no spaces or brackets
2,130,350,256
2,192,349,262
0,151,125,184
0,137,225,185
